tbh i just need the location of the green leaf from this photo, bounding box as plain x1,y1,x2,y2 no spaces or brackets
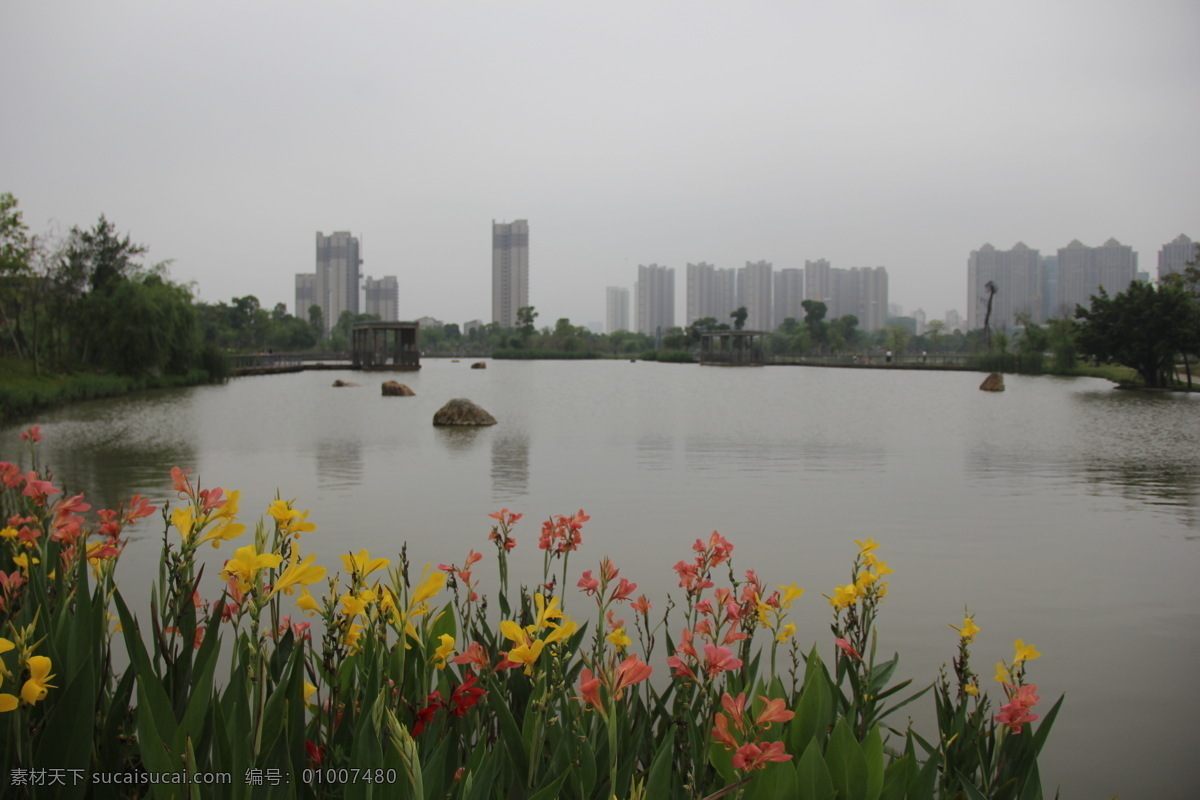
487,684,528,776
825,718,868,800
862,724,884,800
32,655,95,800
645,734,674,800
794,737,836,800
528,771,570,800
878,754,916,800
788,647,835,758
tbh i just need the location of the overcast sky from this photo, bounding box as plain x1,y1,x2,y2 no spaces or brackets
4,0,1198,327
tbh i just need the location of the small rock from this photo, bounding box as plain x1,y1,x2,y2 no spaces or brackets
471,361,487,369
979,373,1005,392
382,381,415,396
433,398,497,426
332,379,360,388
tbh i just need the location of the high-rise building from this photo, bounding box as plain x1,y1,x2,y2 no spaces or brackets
841,267,888,331
294,273,316,323
686,262,737,325
364,276,399,321
967,242,1044,331
313,231,362,334
635,264,674,335
1057,238,1138,313
773,268,805,327
1041,255,1060,319
740,261,774,331
606,286,630,333
1158,234,1195,281
804,259,833,310
492,220,529,328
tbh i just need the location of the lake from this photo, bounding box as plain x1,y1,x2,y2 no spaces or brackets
4,359,1199,798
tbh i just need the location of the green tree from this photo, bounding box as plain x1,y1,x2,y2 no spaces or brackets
1075,281,1199,388
0,193,32,359
516,305,538,345
730,306,748,331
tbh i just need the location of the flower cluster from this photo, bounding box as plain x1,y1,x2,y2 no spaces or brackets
711,693,795,771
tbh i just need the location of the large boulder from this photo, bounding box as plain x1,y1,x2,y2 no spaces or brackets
382,381,415,396
979,373,1005,392
433,398,497,426
471,361,487,369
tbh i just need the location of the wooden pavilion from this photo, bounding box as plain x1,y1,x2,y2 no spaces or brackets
350,322,420,370
699,330,766,366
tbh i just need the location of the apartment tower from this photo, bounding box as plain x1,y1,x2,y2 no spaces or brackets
636,264,675,335
967,243,1044,331
492,220,530,328
606,286,630,333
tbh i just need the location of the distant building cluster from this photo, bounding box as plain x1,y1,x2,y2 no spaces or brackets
295,231,399,334
607,259,890,335
965,234,1191,332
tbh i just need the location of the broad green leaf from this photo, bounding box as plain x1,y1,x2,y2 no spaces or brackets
794,737,836,800
825,718,868,800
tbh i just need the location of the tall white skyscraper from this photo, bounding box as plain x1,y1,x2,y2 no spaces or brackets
773,268,805,327
686,262,737,325
305,231,361,334
636,264,675,335
967,243,1044,331
606,286,630,333
1158,234,1195,281
1057,238,1137,314
740,261,774,331
364,275,399,321
492,220,529,328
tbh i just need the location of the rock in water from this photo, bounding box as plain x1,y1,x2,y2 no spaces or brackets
382,381,415,396
332,379,360,387
471,361,487,369
433,398,497,426
979,373,1005,392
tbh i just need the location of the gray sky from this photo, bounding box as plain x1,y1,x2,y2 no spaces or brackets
4,0,1198,327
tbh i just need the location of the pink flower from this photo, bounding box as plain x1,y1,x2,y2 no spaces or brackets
995,683,1041,734
732,741,791,771
835,638,862,661
610,578,637,603
755,696,795,727
20,425,43,443
577,570,600,595
21,473,60,505
452,642,491,672
170,466,193,496
631,594,652,614
611,655,653,697
578,669,603,709
703,643,744,676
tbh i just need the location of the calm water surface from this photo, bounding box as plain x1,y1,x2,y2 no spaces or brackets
5,360,1199,799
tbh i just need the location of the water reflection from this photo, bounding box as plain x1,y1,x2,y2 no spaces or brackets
314,437,363,492
636,433,675,471
491,433,530,498
436,426,486,454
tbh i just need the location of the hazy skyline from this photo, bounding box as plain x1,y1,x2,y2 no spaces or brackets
3,1,1197,328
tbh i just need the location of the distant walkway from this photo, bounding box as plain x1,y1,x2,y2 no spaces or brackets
229,353,352,376
766,354,978,372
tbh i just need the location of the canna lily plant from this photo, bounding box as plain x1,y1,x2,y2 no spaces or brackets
0,430,1061,800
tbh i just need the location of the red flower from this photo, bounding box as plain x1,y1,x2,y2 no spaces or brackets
305,740,324,767
995,683,1041,734
732,741,791,771
20,425,43,443
835,638,862,661
448,674,486,717
452,641,491,672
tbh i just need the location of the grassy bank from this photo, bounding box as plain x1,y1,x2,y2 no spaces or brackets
0,356,216,425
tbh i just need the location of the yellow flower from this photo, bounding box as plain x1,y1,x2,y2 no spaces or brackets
500,619,534,646
856,570,879,587
778,583,804,609
854,538,880,555
432,634,455,669
297,588,321,617
214,490,241,520
21,656,55,705
0,638,12,679
0,527,17,540
776,622,796,643
303,681,318,704
994,661,1010,684
341,549,389,579
533,594,562,630
267,552,326,599
964,683,979,696
195,518,246,549
506,639,546,673
282,509,316,538
1013,639,1040,664
950,616,980,643
339,593,368,619
410,566,446,606
268,499,298,524
0,694,16,712
171,506,196,540
543,617,578,646
343,622,364,653
606,627,632,650
220,545,283,593
871,559,894,577
11,553,38,574
828,583,860,609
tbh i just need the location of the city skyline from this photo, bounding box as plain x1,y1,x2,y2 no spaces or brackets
4,3,1197,329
